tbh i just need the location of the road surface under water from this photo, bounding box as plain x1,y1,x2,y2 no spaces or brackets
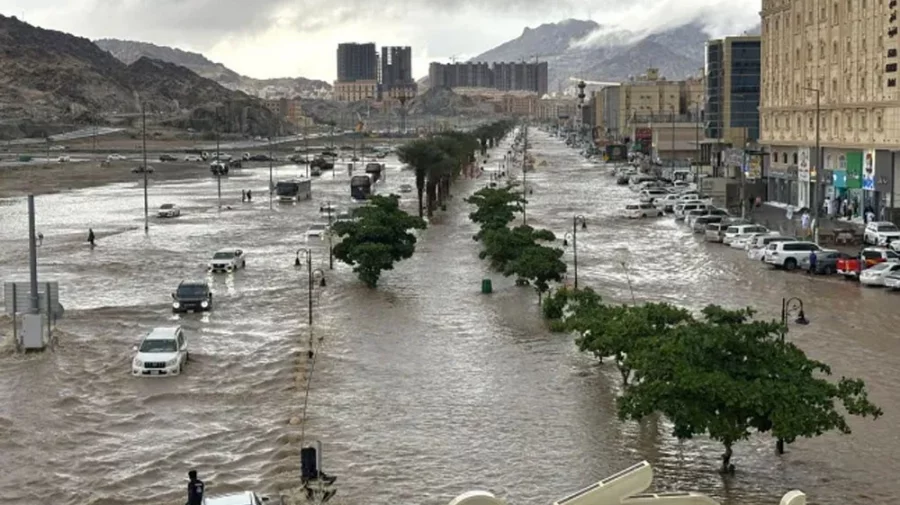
0,131,897,505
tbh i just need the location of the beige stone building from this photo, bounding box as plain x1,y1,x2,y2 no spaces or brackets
760,0,900,214
333,80,378,102
263,99,313,127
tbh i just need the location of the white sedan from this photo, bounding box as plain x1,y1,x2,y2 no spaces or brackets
859,262,900,286
306,223,329,240
157,203,181,218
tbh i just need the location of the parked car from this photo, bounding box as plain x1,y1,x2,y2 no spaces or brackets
171,281,212,313
657,194,682,212
623,203,663,219
107,154,126,161
204,491,285,505
692,215,726,233
864,221,900,246
638,188,668,203
210,161,229,176
885,271,900,290
674,203,709,221
184,155,203,162
764,241,829,270
723,224,769,246
159,154,178,162
57,155,71,163
208,248,246,273
836,247,900,279
747,236,796,261
131,326,188,377
705,222,729,243
306,223,329,240
157,203,181,218
859,261,900,286
132,164,154,173
799,251,851,275
399,184,413,193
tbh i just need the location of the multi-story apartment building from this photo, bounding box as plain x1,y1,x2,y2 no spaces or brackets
263,99,313,127
336,43,378,82
760,0,900,216
428,61,548,95
706,36,761,145
333,80,379,102
381,46,417,100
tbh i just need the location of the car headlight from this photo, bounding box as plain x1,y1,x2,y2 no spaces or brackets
133,358,142,367
166,358,177,366
200,300,209,308
172,302,180,309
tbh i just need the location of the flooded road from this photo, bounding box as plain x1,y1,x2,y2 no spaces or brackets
1,130,898,505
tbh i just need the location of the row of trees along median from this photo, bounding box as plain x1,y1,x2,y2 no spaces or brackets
465,184,567,303
398,120,515,219
541,287,883,473
331,121,513,288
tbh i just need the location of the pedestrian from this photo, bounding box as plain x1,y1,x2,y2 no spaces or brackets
800,212,810,236
87,228,95,247
865,206,875,224
808,249,818,275
241,190,246,202
37,232,44,246
246,189,252,202
186,469,205,505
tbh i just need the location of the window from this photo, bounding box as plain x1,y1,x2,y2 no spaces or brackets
861,110,868,130
793,152,799,164
861,75,867,91
833,41,839,62
782,153,788,163
877,114,884,130
834,114,839,130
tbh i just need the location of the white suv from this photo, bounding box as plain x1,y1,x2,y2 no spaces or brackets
864,221,900,246
132,327,188,376
208,248,246,273
764,241,831,270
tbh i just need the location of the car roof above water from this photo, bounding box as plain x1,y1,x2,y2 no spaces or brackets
204,491,258,505
145,326,180,340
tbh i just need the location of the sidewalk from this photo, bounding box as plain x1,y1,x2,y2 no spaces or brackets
748,203,865,239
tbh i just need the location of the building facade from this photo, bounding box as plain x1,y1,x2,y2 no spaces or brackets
263,99,313,127
760,0,900,216
381,46,417,98
427,61,548,95
337,43,378,82
333,80,378,102
706,36,761,145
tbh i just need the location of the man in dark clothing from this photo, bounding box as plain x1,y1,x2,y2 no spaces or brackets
246,189,252,202
87,229,95,247
808,250,818,275
186,470,205,505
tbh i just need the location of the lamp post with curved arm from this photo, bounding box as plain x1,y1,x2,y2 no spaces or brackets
562,215,588,290
295,249,327,321
776,296,809,455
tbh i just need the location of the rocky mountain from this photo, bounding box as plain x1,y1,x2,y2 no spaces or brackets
471,19,755,92
95,38,331,99
0,14,288,137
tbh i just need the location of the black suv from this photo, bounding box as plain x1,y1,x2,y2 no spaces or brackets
171,281,213,312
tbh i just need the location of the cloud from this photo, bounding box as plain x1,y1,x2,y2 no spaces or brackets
2,0,760,80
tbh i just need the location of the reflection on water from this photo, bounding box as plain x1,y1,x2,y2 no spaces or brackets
0,138,898,505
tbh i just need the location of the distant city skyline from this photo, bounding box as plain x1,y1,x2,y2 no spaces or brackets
0,0,759,80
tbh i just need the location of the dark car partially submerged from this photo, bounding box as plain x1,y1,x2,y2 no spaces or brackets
171,281,213,312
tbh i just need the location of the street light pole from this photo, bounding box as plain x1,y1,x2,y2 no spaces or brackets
295,249,327,358
269,122,274,210
671,105,676,170
215,107,222,210
522,123,528,226
803,87,822,241
778,296,809,455
141,102,149,234
326,201,334,270
563,215,588,290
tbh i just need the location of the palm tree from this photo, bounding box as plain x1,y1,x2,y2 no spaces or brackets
397,138,446,218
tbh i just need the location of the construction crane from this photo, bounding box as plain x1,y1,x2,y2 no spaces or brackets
449,55,459,63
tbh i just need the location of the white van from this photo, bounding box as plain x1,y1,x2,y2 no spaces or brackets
623,203,663,219
674,203,708,221
723,224,769,246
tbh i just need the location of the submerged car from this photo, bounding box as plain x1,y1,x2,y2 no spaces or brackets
860,261,900,286
204,491,285,505
132,326,188,377
157,203,181,218
171,281,212,313
208,248,246,273
306,224,329,240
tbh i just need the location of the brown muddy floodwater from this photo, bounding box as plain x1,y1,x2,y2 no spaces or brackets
0,131,897,505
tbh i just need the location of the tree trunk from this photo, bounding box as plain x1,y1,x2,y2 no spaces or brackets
436,179,444,208
416,187,424,218
426,181,437,217
720,444,734,474
776,438,785,455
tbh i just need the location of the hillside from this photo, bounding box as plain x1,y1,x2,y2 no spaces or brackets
95,38,331,99
0,14,288,137
471,19,753,91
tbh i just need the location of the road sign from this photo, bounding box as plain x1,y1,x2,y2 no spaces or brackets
4,282,64,318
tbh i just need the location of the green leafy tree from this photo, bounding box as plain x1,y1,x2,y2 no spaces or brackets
397,139,446,218
504,243,566,303
617,305,882,473
572,302,691,385
479,225,554,271
331,194,427,287
542,286,603,323
465,186,525,239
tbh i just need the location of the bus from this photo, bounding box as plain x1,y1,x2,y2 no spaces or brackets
350,175,373,201
276,179,312,203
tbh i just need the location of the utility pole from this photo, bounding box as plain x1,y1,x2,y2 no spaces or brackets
27,195,39,313
268,121,274,210
216,107,222,210
142,103,149,234
695,103,701,194
304,123,310,178
803,87,822,242
522,122,528,226
670,106,676,170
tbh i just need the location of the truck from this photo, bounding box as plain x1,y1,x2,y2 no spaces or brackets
364,162,385,183
276,179,312,202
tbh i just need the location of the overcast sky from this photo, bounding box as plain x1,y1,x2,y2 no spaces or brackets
2,0,759,81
